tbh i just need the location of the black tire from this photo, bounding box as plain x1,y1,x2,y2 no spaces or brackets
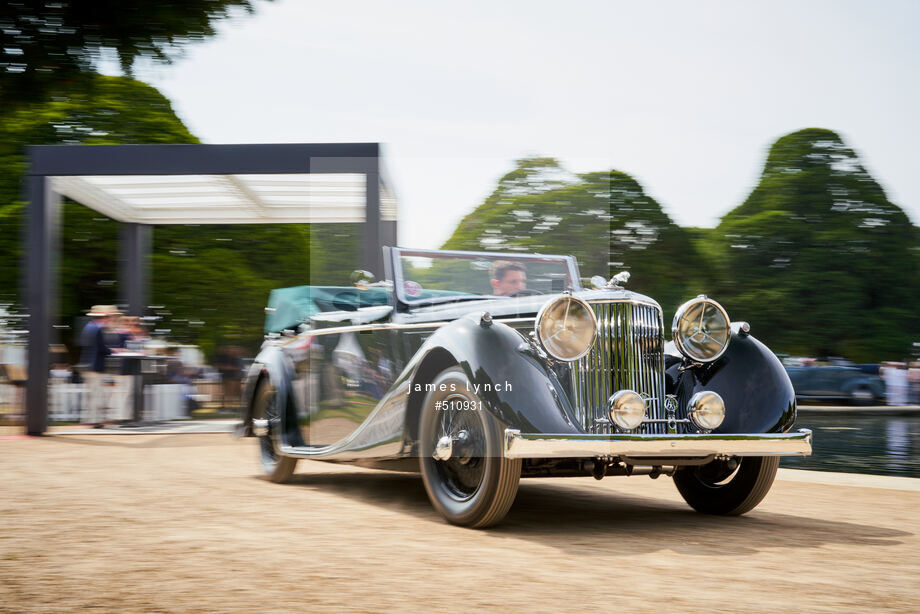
673,456,780,515
849,387,875,406
419,367,521,528
252,380,297,483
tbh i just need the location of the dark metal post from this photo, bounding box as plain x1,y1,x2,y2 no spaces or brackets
26,176,59,435
118,223,151,316
118,223,151,423
380,220,397,254
363,168,381,277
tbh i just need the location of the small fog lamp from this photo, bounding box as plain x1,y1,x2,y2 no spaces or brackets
688,391,725,431
607,390,647,430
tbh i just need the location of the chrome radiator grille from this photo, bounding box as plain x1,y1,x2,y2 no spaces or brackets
570,301,667,434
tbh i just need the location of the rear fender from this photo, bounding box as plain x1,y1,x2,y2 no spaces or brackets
241,344,303,446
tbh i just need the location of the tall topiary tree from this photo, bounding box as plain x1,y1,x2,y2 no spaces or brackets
713,128,919,361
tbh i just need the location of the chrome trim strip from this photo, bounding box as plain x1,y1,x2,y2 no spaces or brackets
494,317,536,326
296,320,449,337
504,428,813,459
584,297,662,309
286,316,537,338
279,439,404,461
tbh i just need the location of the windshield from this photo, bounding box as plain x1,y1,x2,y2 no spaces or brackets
392,248,580,305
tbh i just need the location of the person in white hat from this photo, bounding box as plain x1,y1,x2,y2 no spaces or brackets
78,305,119,427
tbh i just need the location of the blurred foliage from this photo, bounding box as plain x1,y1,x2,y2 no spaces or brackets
711,128,920,362
306,224,361,286
153,222,359,356
442,157,707,325
0,0,263,110
152,224,308,358
0,74,200,324
1,74,916,365
404,259,487,293
442,138,920,362
0,75,354,360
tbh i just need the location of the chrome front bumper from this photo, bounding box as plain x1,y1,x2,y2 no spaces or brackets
504,428,813,460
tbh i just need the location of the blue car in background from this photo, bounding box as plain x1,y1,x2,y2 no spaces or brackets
784,358,885,405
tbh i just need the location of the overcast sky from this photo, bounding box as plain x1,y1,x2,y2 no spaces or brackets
122,0,919,248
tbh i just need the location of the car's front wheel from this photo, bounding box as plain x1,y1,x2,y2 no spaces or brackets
849,387,875,406
419,367,521,528
252,380,298,483
672,455,779,515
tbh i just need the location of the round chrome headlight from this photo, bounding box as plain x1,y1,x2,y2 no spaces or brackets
534,295,597,361
687,391,726,431
607,390,647,430
672,296,731,363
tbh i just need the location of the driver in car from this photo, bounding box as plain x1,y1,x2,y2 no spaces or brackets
490,261,527,296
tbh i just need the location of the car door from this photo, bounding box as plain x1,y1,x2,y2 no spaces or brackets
295,305,401,447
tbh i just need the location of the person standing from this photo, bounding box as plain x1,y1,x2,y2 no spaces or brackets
909,361,920,406
882,362,909,406
79,305,118,427
892,362,909,406
109,315,148,421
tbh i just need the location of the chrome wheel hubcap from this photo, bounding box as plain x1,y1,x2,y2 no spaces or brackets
432,396,486,501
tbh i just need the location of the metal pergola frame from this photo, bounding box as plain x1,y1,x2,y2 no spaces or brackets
24,142,396,435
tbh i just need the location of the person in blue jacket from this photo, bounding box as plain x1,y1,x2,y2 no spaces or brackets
79,305,119,427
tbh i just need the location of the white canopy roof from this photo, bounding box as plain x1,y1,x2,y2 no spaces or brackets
50,173,398,224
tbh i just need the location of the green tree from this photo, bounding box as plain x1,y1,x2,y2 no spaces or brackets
442,157,707,322
712,128,920,361
0,75,318,358
0,74,200,317
151,222,363,356
0,1,263,108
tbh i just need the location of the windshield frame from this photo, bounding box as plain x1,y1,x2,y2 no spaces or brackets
387,247,583,308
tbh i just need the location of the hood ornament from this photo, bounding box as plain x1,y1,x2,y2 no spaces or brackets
590,271,631,290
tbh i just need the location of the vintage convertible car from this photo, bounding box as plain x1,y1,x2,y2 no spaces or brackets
239,248,812,527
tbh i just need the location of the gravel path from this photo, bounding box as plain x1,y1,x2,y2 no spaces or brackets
2,433,918,612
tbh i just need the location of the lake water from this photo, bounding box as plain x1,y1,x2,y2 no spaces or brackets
781,411,920,477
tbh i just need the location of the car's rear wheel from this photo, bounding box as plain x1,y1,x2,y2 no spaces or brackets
673,455,779,515
419,367,521,528
252,380,297,483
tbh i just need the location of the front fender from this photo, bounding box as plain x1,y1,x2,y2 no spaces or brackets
667,332,797,434
410,313,582,436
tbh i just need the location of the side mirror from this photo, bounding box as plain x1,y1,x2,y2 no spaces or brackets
351,269,375,289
